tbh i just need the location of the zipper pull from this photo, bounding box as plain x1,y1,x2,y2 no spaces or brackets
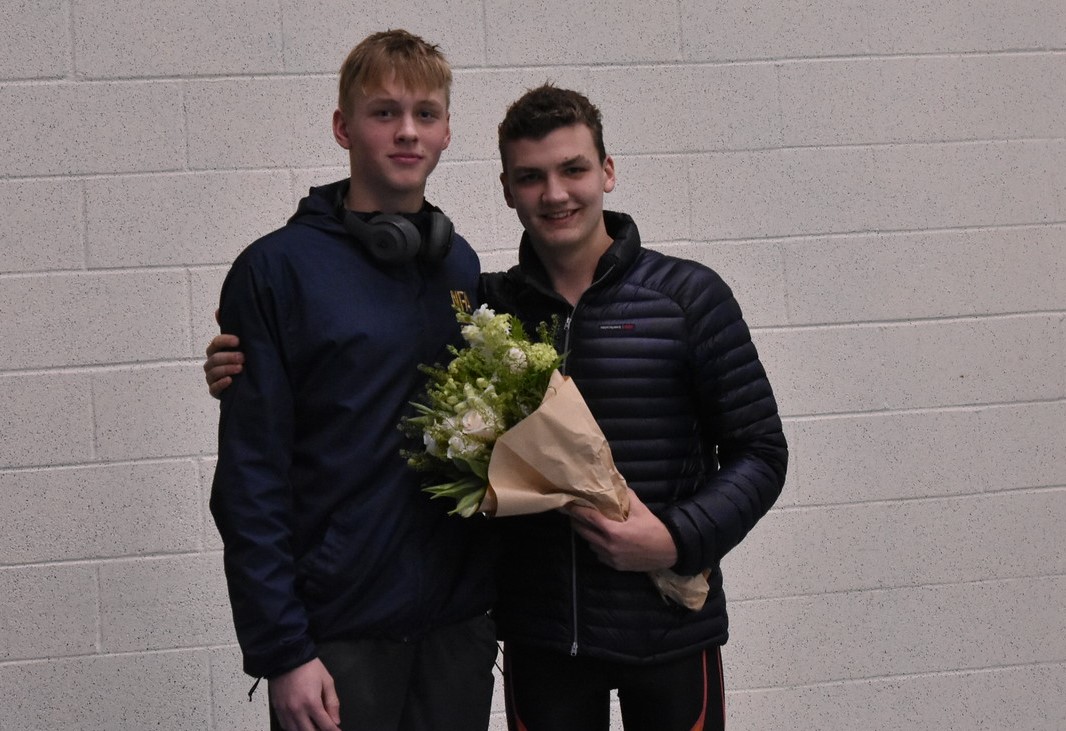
570,641,578,657
564,313,573,332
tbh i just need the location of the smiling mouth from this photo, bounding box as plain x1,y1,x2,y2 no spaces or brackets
542,210,577,221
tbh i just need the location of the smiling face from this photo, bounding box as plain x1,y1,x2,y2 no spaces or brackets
500,123,616,261
333,76,451,213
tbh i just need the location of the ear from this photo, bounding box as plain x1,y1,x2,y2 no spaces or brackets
500,171,516,209
602,155,617,194
442,112,452,151
332,108,351,150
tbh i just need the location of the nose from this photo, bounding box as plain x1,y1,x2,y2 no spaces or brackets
396,112,418,142
541,174,566,204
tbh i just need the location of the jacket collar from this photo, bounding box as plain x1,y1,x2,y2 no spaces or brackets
512,210,642,295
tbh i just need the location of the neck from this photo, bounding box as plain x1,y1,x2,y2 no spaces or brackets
533,237,612,307
345,177,424,214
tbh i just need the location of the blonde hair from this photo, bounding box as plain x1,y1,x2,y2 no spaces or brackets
338,29,452,114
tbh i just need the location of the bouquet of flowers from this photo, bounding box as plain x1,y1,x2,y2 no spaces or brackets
402,304,563,517
402,305,709,611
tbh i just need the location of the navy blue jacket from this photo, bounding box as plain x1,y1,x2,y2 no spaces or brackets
481,211,787,663
211,179,496,679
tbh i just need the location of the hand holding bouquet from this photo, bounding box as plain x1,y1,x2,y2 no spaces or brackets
402,305,709,610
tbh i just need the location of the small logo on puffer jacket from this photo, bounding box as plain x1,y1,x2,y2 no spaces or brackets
599,323,636,332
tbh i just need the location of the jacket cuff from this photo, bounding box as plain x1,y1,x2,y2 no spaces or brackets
243,637,318,680
659,508,707,576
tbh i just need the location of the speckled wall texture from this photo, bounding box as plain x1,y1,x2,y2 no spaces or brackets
1,1,1064,729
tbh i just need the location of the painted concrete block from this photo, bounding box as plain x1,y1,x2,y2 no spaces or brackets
93,364,218,461
199,458,222,552
280,0,486,72
86,171,292,268
0,651,211,729
603,156,692,244
0,373,93,468
727,575,1066,688
0,81,185,176
185,77,338,170
451,68,592,163
0,461,202,563
209,645,267,730
1,271,189,369
427,160,518,253
680,0,1066,60
99,554,234,652
189,266,228,360
0,0,67,79
0,565,97,661
757,314,1065,416
782,225,1066,324
485,0,682,65
728,663,1066,731
589,64,779,154
0,179,84,273
72,0,283,78
726,488,1066,598
689,141,1066,239
785,402,1066,506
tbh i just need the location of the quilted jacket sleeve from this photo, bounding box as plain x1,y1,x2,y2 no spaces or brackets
658,267,788,575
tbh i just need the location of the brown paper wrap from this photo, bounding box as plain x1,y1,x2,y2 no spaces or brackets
482,371,709,611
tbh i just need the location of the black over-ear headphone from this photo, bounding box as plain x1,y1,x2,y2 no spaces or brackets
341,209,454,266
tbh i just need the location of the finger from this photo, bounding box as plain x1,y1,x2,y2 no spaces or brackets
206,334,240,357
308,705,342,731
322,678,341,726
208,376,232,399
566,504,603,527
203,353,243,376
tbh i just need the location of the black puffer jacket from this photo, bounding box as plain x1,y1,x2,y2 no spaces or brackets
480,211,787,663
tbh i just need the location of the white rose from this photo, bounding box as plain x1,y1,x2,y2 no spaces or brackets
460,409,497,441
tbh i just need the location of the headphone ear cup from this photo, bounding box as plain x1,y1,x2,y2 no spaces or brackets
344,212,422,265
421,213,454,266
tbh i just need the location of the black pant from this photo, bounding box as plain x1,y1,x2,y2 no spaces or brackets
269,613,497,731
504,643,725,731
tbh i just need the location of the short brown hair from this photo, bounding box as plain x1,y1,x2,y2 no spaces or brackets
338,30,452,114
498,84,607,169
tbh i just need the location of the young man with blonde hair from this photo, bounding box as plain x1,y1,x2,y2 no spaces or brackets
209,30,496,731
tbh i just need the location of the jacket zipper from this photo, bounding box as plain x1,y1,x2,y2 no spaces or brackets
554,265,615,658
561,309,579,656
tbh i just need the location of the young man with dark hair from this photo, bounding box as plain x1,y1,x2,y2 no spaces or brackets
208,82,787,731
477,83,787,731
209,30,496,731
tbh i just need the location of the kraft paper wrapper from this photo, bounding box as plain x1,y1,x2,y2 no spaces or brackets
483,370,709,611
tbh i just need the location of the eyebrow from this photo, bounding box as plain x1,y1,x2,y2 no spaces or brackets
512,155,593,175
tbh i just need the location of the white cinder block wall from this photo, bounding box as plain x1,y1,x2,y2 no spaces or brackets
2,1,1064,729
